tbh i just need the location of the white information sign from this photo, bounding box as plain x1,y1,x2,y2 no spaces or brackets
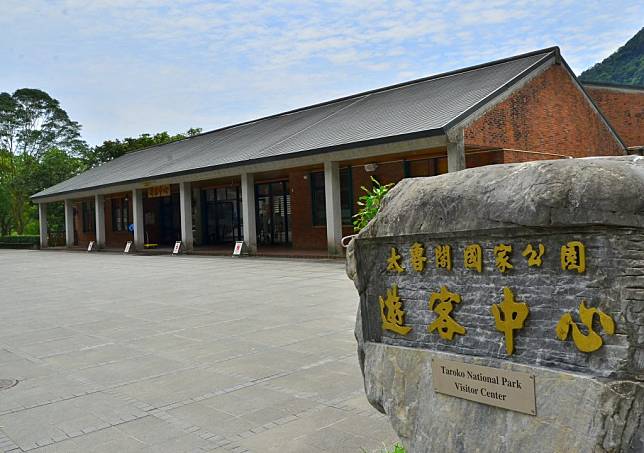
87,241,95,252
124,241,132,254
233,241,244,256
173,241,182,254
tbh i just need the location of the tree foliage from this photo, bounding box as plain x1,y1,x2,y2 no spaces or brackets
0,88,86,157
579,27,644,86
82,128,202,167
0,89,88,234
0,86,202,237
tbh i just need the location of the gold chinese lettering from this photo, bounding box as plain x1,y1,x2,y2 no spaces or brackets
409,242,427,272
491,287,529,355
494,244,513,273
378,285,412,335
561,241,586,273
428,286,465,340
386,247,405,273
463,244,482,272
556,301,615,352
522,243,545,267
434,245,452,271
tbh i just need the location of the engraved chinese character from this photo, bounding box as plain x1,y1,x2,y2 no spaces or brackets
434,245,452,271
561,241,586,273
522,243,545,267
555,301,615,352
386,247,405,273
378,285,411,335
409,242,427,272
464,244,482,272
428,286,465,340
494,244,513,273
491,287,529,355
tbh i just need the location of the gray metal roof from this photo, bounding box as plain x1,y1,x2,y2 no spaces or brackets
33,48,558,200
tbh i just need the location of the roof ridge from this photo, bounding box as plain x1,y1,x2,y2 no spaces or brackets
112,46,560,159
189,46,560,137
582,80,644,91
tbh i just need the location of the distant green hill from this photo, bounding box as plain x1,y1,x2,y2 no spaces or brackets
579,27,644,86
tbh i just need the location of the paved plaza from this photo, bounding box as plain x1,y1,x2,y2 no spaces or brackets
0,250,397,453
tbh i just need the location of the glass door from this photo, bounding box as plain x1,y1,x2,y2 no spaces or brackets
256,181,291,245
202,187,242,244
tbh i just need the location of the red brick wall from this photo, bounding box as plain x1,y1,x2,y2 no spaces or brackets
289,161,405,250
584,86,644,147
464,64,624,157
288,154,500,250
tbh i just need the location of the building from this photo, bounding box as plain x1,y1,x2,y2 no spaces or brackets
32,47,627,256
582,81,644,153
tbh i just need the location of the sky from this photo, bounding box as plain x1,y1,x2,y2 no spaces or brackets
2,0,642,146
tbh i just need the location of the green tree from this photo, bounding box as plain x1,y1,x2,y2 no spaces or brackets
82,128,202,167
579,27,644,86
0,88,87,234
0,182,12,235
0,88,86,157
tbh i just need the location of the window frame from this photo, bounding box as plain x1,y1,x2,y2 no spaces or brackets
310,167,353,227
111,197,129,232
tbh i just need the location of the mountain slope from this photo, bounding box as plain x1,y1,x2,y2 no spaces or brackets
579,28,644,86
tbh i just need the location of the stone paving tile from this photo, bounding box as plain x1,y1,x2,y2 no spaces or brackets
0,250,398,452
117,368,242,408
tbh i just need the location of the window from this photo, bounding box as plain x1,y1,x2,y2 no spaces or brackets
111,197,129,232
310,172,326,226
310,168,353,226
81,201,95,233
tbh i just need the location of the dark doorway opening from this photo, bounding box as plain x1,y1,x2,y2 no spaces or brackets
256,181,291,246
202,187,243,245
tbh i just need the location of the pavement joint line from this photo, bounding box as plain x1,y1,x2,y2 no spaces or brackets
0,431,20,453
0,252,395,452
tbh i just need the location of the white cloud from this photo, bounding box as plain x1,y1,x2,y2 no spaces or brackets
1,0,641,144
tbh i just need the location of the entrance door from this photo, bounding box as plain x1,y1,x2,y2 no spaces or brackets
159,193,180,245
256,181,291,245
202,187,242,244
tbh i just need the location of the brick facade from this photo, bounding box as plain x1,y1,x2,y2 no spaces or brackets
464,64,624,158
584,85,644,147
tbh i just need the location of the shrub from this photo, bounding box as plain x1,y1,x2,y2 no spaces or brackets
0,235,40,248
352,177,394,232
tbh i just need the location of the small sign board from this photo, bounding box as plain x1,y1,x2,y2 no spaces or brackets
148,184,171,198
431,357,536,416
233,241,245,256
124,241,133,254
173,241,182,255
87,241,95,252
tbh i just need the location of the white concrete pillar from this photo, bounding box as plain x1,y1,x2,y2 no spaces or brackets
179,182,193,251
64,199,74,247
447,128,466,172
132,189,144,250
324,161,343,256
38,203,48,249
241,173,257,254
95,194,106,249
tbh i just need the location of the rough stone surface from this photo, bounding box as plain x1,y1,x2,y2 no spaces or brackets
348,156,644,452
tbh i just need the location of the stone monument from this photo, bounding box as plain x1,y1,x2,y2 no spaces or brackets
347,156,643,452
